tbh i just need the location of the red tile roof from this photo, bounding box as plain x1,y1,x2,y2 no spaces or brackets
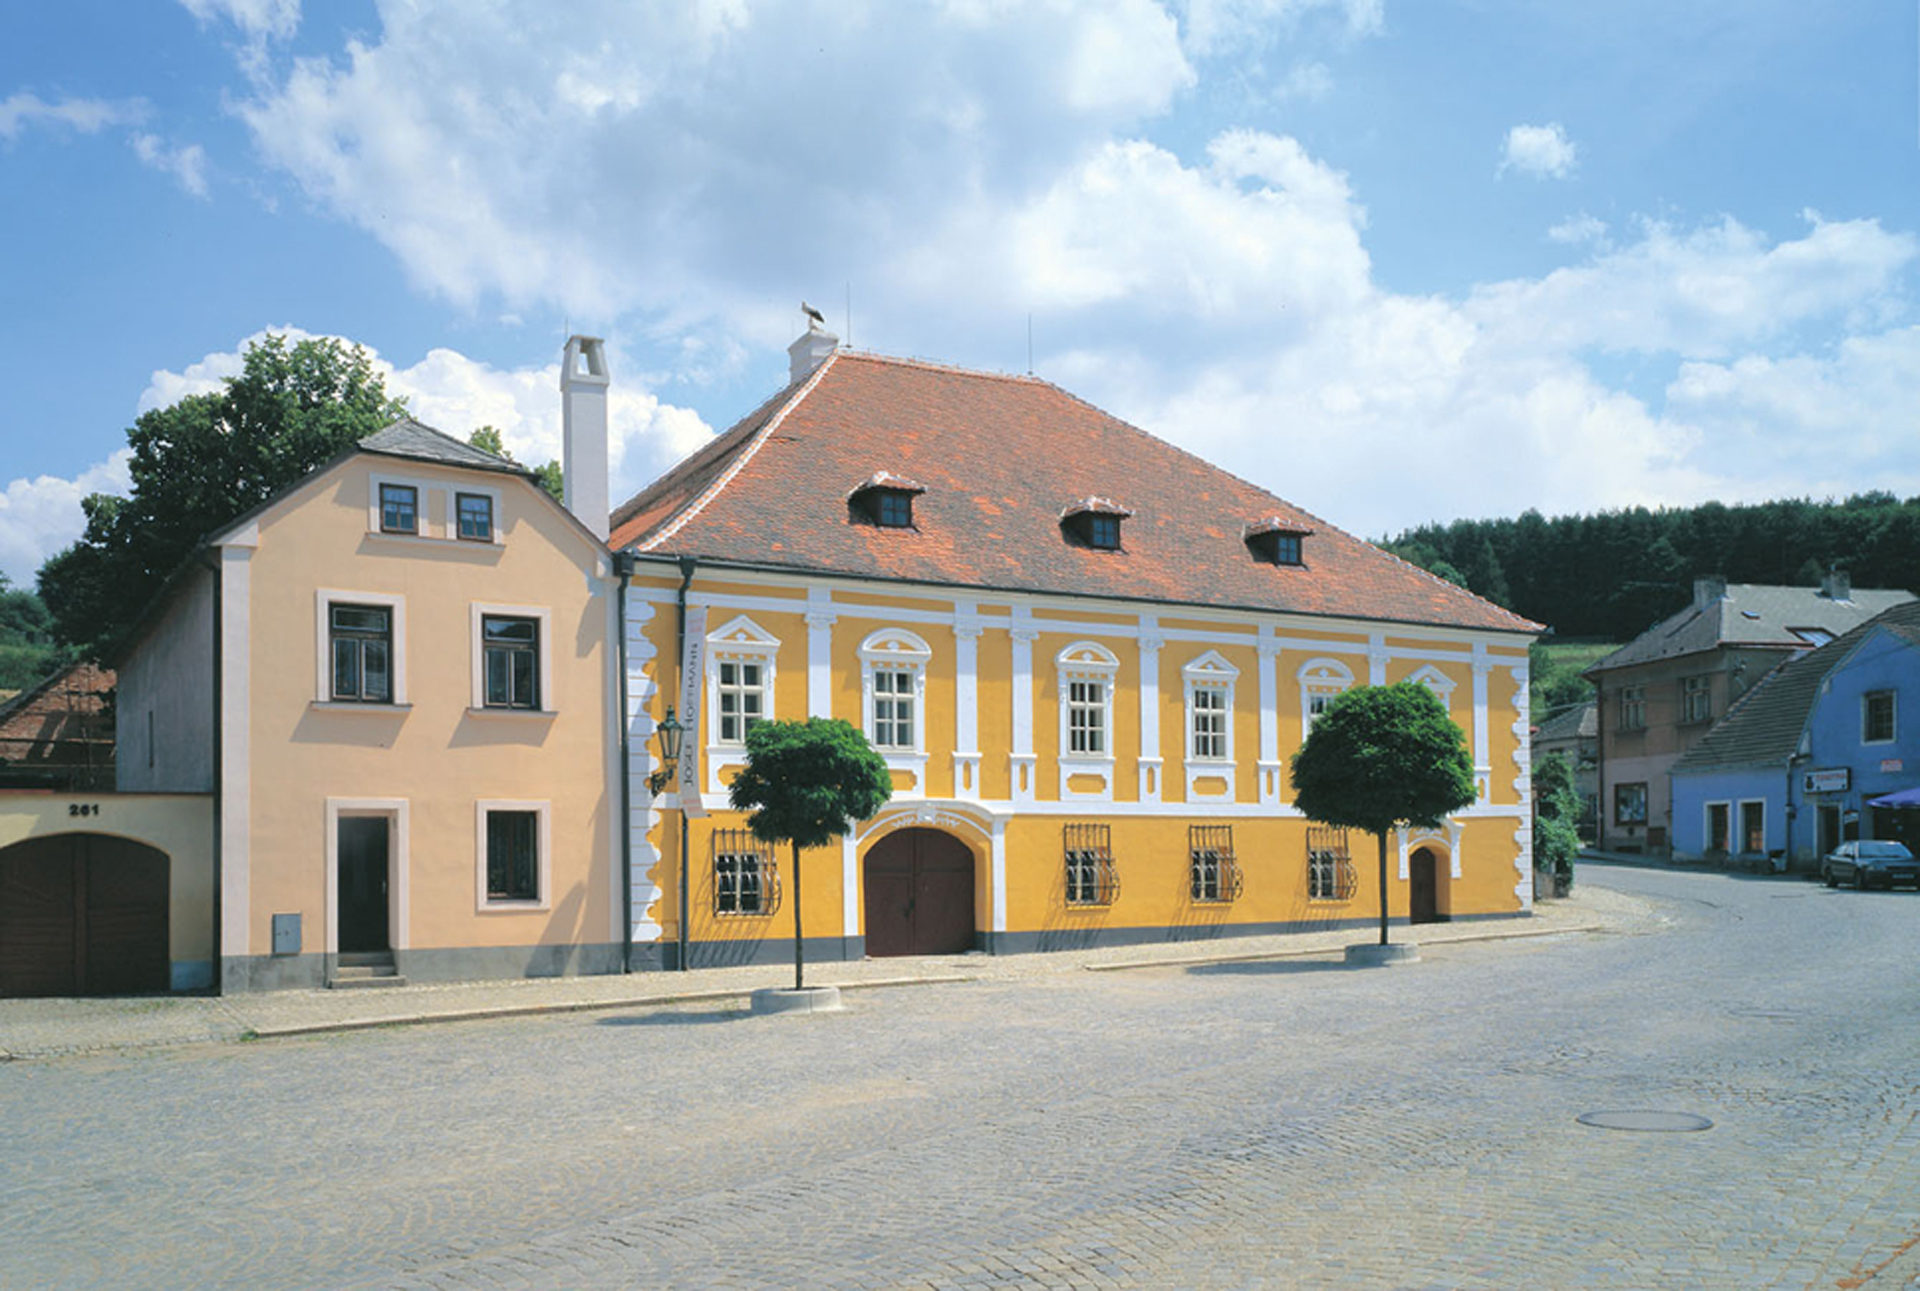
610,350,1539,635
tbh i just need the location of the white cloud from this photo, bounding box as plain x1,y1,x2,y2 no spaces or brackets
0,452,133,587
0,92,146,140
1180,0,1384,56
136,328,713,508
131,134,210,197
178,0,300,40
1547,213,1607,245
1500,122,1577,179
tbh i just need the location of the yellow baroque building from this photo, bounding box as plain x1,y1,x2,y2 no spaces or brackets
610,329,1541,969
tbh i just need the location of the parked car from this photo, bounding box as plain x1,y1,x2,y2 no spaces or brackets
1822,840,1920,890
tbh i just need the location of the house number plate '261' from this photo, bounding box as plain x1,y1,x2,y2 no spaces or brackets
68,803,101,817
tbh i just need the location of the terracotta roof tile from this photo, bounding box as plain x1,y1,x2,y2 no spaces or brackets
611,350,1539,634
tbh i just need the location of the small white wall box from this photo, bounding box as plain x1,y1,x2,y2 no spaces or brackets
272,913,302,956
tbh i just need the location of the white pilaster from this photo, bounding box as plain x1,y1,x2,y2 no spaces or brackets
1368,633,1389,686
1471,642,1494,802
806,587,835,719
219,541,254,965
1257,631,1282,806
991,818,1008,934
953,601,983,801
1137,617,1163,803
843,833,860,940
1010,607,1037,803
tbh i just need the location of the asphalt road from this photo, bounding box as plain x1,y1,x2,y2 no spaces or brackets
5,864,1919,1289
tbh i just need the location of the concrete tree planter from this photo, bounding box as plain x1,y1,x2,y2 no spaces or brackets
1345,942,1420,966
750,985,844,1016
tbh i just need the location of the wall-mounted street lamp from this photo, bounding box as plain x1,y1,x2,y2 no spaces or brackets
647,706,685,796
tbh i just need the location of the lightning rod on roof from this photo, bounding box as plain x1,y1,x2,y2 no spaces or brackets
1027,313,1033,376
846,281,852,349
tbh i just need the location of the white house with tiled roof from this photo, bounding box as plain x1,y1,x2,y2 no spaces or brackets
608,325,1542,968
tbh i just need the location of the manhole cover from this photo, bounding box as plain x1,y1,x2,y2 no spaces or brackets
1577,1110,1714,1132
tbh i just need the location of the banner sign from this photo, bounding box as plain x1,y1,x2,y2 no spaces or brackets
1802,767,1850,794
676,604,707,818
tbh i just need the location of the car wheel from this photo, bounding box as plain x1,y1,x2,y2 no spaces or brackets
1854,867,1868,890
1824,866,1837,888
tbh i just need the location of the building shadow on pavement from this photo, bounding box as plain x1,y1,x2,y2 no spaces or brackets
596,1008,750,1027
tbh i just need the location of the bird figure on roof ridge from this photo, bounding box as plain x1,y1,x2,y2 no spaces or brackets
802,300,826,329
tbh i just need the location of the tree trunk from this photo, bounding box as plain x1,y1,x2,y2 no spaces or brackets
1377,829,1389,946
792,840,804,991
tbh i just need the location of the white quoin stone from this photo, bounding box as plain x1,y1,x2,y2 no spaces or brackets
560,335,610,541
788,325,838,385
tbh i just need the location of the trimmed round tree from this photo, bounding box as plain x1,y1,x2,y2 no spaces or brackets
727,718,893,990
1289,682,1478,946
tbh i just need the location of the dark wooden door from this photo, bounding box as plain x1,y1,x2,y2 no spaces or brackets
0,834,169,997
863,828,975,957
1409,847,1439,925
337,817,390,954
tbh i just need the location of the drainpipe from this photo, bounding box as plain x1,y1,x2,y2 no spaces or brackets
675,555,696,972
207,553,224,997
614,551,634,973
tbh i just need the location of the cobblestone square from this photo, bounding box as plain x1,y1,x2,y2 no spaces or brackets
5,865,1919,1289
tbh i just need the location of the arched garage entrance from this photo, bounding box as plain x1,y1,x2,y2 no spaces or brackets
0,833,170,996
863,827,976,957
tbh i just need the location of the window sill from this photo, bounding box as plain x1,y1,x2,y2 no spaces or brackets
466,707,558,718
310,701,413,713
367,529,504,549
478,899,549,913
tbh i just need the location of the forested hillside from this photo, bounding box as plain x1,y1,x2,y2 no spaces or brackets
1384,494,1920,640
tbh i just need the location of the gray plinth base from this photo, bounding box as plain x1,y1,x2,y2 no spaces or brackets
1345,942,1420,966
750,985,845,1015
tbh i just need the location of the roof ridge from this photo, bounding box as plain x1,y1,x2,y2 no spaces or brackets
639,351,842,552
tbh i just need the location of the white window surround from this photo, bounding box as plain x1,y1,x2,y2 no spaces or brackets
468,602,555,714
1404,664,1456,704
1183,650,1239,802
859,627,932,786
474,799,552,912
367,471,507,545
313,588,409,706
705,615,780,794
1057,641,1119,802
325,798,410,954
1298,657,1355,742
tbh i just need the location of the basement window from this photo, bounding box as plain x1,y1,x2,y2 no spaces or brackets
848,471,927,529
1060,497,1133,551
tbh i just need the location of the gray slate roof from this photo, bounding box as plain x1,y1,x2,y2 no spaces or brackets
1535,700,1596,743
359,418,528,476
1589,583,1915,674
1672,600,1920,775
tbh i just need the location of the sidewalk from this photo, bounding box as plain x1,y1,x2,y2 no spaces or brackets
0,889,1638,1062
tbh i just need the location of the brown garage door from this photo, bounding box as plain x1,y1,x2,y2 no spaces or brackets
0,834,170,997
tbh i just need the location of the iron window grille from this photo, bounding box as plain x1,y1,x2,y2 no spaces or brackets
716,659,766,745
1188,825,1244,903
1064,823,1120,907
379,483,418,534
329,604,393,703
482,614,541,709
1307,825,1357,901
485,809,539,901
456,492,494,542
712,830,782,917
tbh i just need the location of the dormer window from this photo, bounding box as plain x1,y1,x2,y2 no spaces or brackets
848,471,926,529
1061,497,1133,551
1245,516,1311,566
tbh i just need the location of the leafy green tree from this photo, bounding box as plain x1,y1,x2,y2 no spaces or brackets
727,718,892,990
1532,752,1582,893
39,334,407,657
467,425,563,502
1290,683,1478,947
0,573,69,691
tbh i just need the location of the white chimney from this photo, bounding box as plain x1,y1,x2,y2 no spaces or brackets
788,323,838,385
560,335,610,541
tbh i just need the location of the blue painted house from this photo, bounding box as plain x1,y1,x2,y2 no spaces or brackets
1671,601,1920,868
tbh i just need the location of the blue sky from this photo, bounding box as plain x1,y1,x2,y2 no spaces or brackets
2,0,1916,586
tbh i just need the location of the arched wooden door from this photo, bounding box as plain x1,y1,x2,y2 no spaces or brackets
863,828,976,957
0,834,170,997
1409,847,1444,925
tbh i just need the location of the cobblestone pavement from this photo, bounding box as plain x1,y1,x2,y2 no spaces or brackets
6,866,1920,1289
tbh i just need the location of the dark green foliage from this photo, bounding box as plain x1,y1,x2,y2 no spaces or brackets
728,718,893,850
532,460,564,503
1291,682,1478,946
1528,641,1597,724
0,573,70,691
1291,683,1478,837
468,426,562,503
1532,752,1582,888
1382,494,1920,640
728,718,892,990
39,335,408,658
467,425,508,457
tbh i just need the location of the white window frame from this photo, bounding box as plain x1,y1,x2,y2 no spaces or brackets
859,628,932,786
1405,664,1456,707
314,589,409,707
1183,649,1239,802
1863,689,1897,745
474,799,551,911
368,471,442,540
705,615,780,794
1298,657,1355,742
469,602,554,714
1057,641,1119,802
